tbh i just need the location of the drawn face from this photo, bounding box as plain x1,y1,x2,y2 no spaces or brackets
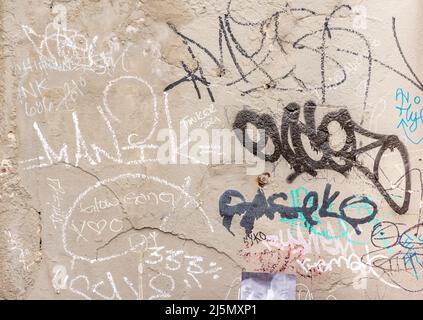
240,278,268,300
371,222,400,249
269,274,292,300
399,223,423,250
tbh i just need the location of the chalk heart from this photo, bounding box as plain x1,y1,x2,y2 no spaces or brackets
87,220,107,235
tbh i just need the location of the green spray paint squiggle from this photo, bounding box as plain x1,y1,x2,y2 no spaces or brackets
279,186,386,247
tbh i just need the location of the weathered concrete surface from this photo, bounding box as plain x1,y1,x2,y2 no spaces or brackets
1,0,423,299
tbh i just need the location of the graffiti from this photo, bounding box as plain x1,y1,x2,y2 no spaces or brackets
395,88,423,144
141,233,223,297
296,253,369,290
296,284,337,300
241,229,379,289
239,243,314,277
60,232,225,300
17,76,87,117
20,17,130,75
232,101,411,215
164,51,215,102
20,75,160,170
52,265,68,292
401,232,423,280
64,173,214,264
180,103,220,130
219,183,377,236
8,0,423,301
4,230,41,272
70,218,124,241
362,220,423,292
265,225,356,257
279,185,380,244
79,191,176,214
243,231,267,247
47,177,66,229
165,1,423,122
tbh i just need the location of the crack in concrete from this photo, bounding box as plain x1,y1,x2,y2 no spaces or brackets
46,163,240,269
53,160,131,217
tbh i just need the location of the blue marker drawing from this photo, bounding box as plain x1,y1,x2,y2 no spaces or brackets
395,88,423,144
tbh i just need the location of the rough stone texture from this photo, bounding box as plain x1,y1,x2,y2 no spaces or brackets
1,0,423,299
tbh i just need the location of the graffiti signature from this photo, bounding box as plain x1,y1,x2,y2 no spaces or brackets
219,183,377,236
395,88,423,144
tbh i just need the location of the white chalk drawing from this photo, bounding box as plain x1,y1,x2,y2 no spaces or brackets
12,1,423,300
20,75,161,170
102,76,159,146
4,230,40,272
20,15,130,75
46,177,66,229
52,265,68,291
57,232,224,300
63,173,214,264
296,284,337,300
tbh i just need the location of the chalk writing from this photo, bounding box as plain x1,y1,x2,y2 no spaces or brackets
47,177,66,229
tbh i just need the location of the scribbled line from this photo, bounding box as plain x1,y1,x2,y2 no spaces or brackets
392,18,423,90
362,167,423,292
21,23,129,75
400,128,423,145
164,1,423,126
233,100,411,215
163,37,215,102
401,232,423,280
219,183,377,236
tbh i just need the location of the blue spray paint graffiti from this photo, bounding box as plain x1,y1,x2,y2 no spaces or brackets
395,88,423,144
400,232,423,280
219,184,378,237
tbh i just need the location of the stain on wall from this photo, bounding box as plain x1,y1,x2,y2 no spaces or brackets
1,0,423,299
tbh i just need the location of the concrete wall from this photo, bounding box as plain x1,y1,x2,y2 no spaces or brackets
1,0,423,299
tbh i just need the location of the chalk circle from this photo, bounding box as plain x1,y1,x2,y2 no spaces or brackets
102,76,158,145
62,173,212,264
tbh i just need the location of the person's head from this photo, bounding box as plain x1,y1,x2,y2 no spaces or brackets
240,278,269,300
268,273,295,300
